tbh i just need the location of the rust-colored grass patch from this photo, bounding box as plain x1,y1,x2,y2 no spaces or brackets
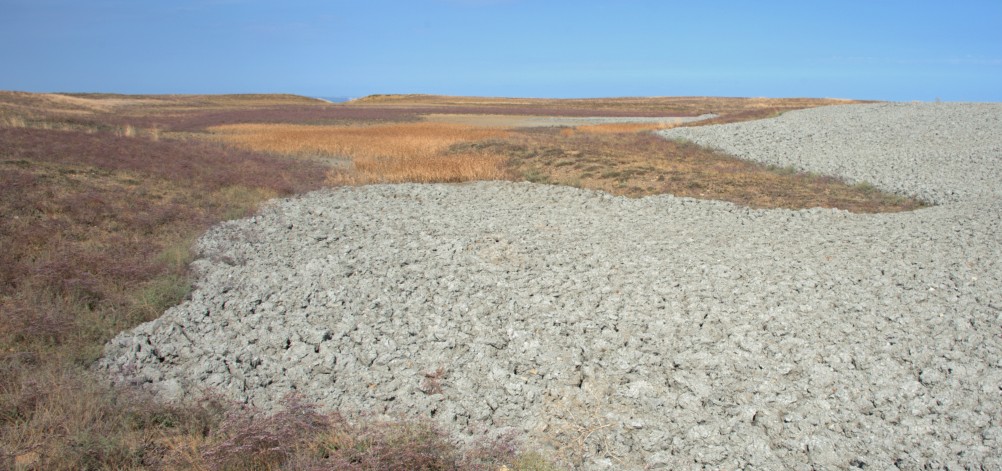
457,127,925,213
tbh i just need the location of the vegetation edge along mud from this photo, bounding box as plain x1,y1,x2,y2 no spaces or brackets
1,91,923,469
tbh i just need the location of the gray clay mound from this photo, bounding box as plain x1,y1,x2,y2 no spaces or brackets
660,102,1002,205
99,103,1002,469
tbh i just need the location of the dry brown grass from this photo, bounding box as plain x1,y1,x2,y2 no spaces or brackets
455,127,925,213
212,122,512,183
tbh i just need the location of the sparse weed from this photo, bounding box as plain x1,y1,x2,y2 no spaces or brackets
766,163,800,176
420,368,448,395
168,106,423,131
194,395,555,471
852,180,879,194
131,274,191,321
521,168,550,184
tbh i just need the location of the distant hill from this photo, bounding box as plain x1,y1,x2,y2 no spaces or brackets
316,96,352,103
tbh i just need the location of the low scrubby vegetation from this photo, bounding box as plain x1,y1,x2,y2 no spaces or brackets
0,91,921,469
490,126,924,212
0,126,325,469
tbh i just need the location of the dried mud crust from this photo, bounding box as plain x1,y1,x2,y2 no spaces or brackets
100,104,1002,469
660,102,1002,206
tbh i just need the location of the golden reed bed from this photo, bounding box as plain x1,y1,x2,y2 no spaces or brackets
211,122,511,183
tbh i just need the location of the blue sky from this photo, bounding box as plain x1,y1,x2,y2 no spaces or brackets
1,0,1000,101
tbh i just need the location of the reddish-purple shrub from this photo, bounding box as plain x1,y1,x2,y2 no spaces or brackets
168,106,422,131
0,295,74,345
28,236,157,303
0,128,328,195
0,127,331,348
201,394,331,470
0,169,40,290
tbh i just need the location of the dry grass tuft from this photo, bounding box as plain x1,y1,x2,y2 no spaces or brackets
1,115,27,128
115,124,136,137
536,382,628,469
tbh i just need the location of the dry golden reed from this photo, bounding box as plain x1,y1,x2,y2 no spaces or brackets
212,122,511,184
211,122,507,158
344,152,507,184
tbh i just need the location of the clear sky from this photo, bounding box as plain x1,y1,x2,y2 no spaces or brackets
1,0,1000,101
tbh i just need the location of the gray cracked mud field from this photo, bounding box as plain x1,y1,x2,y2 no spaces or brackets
100,103,1002,469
